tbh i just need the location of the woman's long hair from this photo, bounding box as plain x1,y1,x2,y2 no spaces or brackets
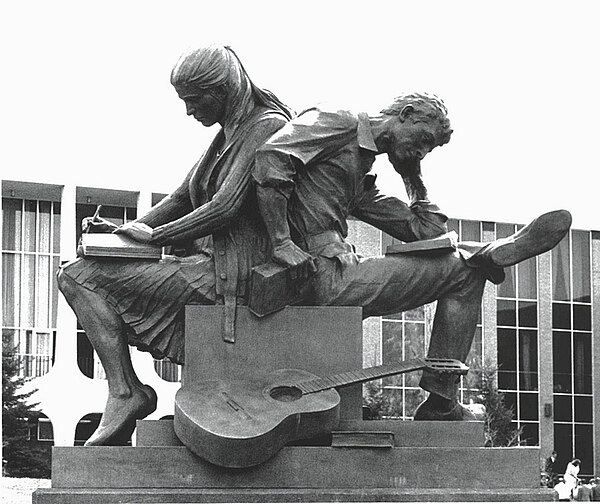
170,45,293,132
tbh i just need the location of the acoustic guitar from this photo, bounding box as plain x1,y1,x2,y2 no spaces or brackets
174,357,468,468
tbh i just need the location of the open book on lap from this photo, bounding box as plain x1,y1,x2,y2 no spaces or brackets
78,233,162,260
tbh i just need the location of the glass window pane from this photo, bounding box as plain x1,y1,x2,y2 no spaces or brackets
518,301,537,328
2,253,20,326
554,424,573,470
405,388,427,418
447,218,459,236
497,299,516,326
575,424,594,476
404,305,425,321
552,303,571,330
125,207,137,222
382,388,404,419
552,234,570,301
496,223,516,239
404,323,425,386
572,230,590,303
38,201,51,253
382,321,403,387
518,257,537,299
498,266,516,298
2,198,22,250
554,395,572,422
35,256,50,327
553,331,571,393
466,326,482,370
519,392,539,421
574,396,592,423
503,391,517,418
52,202,61,253
23,200,37,252
573,304,591,331
573,332,592,394
461,220,480,241
21,254,35,326
520,422,539,446
498,328,517,389
519,329,538,391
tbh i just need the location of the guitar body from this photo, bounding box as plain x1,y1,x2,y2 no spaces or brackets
174,368,340,468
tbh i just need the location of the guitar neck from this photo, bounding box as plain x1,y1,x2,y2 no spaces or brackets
296,358,429,395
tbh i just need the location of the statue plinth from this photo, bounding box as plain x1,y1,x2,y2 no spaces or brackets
33,306,552,503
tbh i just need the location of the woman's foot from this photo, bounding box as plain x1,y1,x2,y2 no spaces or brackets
85,384,157,446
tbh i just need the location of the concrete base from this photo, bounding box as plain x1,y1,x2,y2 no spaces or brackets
32,441,553,503
135,418,486,448
33,486,555,503
33,307,552,502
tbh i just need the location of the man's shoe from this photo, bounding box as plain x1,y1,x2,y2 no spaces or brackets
413,395,483,421
471,209,571,269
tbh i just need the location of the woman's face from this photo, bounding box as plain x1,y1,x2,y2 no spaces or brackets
177,88,226,127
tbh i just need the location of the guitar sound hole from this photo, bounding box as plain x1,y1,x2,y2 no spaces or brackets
269,386,303,402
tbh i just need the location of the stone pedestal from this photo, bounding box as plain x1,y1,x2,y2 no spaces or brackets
33,307,554,502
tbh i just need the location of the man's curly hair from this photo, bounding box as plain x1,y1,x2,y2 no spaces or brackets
381,92,452,146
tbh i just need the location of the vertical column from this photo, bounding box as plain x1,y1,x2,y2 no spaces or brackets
591,231,600,477
54,183,78,369
481,222,497,370
538,251,554,460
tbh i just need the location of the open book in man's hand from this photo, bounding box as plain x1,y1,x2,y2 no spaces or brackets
385,231,458,255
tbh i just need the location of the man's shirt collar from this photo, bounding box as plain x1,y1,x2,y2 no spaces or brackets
357,112,378,153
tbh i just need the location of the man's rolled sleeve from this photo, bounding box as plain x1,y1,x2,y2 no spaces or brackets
353,186,448,242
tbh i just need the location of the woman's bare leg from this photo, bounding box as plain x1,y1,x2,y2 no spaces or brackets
57,269,156,445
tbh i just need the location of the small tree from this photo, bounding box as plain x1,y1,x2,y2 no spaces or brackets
363,381,394,419
479,361,522,447
2,340,51,478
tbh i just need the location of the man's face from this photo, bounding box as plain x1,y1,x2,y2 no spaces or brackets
385,112,445,167
176,88,226,127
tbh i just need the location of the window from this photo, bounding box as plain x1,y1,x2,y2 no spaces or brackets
552,230,594,477
496,221,539,446
2,198,60,378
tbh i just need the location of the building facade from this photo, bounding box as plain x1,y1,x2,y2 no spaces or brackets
2,179,599,478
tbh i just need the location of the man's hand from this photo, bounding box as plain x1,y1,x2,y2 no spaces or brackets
113,222,154,244
272,239,317,282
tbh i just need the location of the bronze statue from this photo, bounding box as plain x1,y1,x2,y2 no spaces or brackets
252,95,571,420
57,45,293,445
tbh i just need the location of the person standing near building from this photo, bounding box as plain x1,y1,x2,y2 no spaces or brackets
545,450,559,488
565,459,582,498
57,45,293,446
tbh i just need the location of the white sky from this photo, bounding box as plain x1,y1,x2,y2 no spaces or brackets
2,0,599,230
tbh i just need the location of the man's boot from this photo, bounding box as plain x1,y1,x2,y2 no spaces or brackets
468,209,572,272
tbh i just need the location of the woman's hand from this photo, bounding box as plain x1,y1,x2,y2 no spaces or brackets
114,222,154,244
